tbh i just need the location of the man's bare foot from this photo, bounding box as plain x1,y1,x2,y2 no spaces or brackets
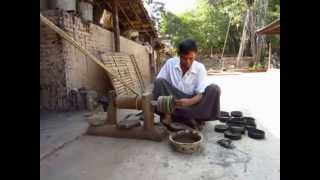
197,120,205,131
187,119,200,131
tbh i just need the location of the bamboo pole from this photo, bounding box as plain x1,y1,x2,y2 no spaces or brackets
221,17,232,70
268,42,272,69
40,13,140,96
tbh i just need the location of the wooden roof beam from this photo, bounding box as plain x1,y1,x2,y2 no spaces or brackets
127,2,152,38
105,2,128,30
118,4,135,29
256,18,280,35
137,0,157,37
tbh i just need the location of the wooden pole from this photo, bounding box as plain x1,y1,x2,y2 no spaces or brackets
142,92,154,131
150,36,155,82
112,0,120,52
106,90,117,124
221,18,231,58
221,17,231,70
268,42,272,69
115,96,142,109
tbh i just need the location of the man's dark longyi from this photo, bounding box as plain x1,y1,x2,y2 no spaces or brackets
153,78,221,123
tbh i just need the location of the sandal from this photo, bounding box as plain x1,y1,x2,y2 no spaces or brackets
217,139,235,149
161,122,190,132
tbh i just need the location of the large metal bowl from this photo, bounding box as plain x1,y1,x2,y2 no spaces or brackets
169,129,203,154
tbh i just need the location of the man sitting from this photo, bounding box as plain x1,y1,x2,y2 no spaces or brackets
153,38,221,130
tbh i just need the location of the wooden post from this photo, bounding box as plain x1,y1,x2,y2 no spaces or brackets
112,0,120,52
141,92,154,131
150,36,155,82
268,42,272,69
115,96,142,109
106,90,117,124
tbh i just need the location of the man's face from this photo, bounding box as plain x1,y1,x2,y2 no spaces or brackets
180,51,196,70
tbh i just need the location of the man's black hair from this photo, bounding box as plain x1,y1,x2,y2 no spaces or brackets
177,38,198,56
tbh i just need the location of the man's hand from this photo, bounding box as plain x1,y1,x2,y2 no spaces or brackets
175,94,203,107
175,98,193,107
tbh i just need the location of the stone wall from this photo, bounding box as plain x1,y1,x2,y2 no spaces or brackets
40,10,152,111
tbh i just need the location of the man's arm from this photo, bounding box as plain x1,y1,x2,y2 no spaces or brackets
175,94,203,107
175,64,207,107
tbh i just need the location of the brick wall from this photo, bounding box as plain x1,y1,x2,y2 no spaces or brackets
40,10,152,111
40,10,69,110
61,11,112,95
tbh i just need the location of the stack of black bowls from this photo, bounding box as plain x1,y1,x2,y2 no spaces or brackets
214,111,265,140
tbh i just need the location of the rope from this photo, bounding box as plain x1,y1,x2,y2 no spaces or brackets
157,96,175,114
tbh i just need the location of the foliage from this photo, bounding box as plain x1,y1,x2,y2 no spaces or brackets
266,0,280,24
160,0,246,54
159,0,279,55
249,62,264,70
266,0,280,48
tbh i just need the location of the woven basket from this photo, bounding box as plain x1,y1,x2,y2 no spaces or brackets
169,130,203,154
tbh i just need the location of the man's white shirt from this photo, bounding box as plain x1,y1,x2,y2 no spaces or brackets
156,57,208,95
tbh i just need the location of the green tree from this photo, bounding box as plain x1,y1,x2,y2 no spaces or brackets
160,0,279,55
266,0,280,46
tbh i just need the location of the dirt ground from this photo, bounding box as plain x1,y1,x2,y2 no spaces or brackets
40,69,280,180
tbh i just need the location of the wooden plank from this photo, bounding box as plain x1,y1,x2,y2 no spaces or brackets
111,55,129,94
100,51,144,95
130,55,145,91
256,18,280,35
118,5,135,29
127,3,151,37
112,0,120,52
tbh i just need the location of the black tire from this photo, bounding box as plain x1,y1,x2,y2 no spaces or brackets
215,124,229,133
228,117,246,125
219,116,230,123
220,111,230,117
229,124,246,134
246,124,257,130
231,111,243,117
227,121,246,127
248,128,265,139
242,117,255,125
224,130,242,140
246,120,256,126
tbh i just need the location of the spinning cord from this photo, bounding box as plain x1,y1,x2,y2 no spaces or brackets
157,96,175,114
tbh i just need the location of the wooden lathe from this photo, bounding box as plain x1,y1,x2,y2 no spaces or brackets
87,90,175,141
